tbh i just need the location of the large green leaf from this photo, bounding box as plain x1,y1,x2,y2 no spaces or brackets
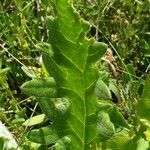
22,0,107,149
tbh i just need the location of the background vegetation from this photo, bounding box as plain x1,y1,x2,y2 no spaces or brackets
0,0,149,149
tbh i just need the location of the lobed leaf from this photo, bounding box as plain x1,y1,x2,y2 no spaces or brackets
22,0,107,149
21,78,57,98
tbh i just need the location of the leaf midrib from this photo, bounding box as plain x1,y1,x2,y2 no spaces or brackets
60,45,89,149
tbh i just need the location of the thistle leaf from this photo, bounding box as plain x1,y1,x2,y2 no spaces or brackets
22,0,107,149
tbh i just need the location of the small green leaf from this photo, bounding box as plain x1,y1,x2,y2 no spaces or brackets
97,111,115,139
27,126,59,145
21,78,57,98
98,101,128,128
95,79,111,100
23,114,46,127
12,118,25,125
109,106,129,128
